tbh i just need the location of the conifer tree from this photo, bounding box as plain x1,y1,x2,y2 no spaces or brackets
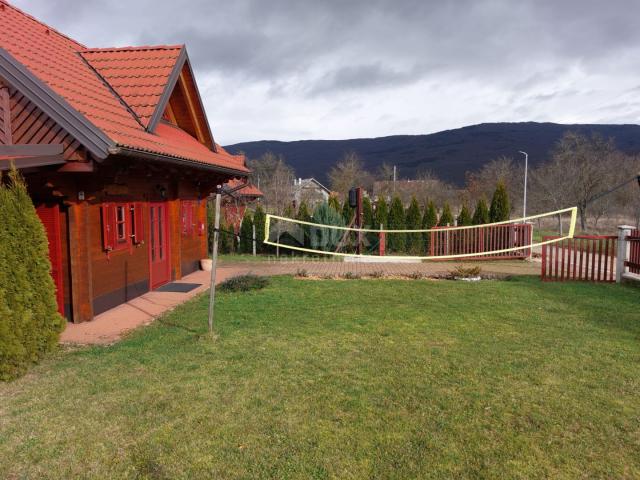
457,204,472,226
405,196,422,253
0,169,64,380
489,181,510,222
362,196,374,227
239,210,254,253
253,204,266,253
296,201,312,247
387,196,406,252
438,203,454,226
342,197,354,224
421,200,438,252
472,198,490,225
375,197,389,229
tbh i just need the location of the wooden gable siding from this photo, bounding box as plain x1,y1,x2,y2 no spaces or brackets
2,86,84,161
162,64,214,150
0,82,11,144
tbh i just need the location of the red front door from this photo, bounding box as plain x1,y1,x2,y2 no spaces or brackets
149,202,171,289
36,204,64,316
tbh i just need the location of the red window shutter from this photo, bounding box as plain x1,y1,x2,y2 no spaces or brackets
101,203,115,251
133,202,145,244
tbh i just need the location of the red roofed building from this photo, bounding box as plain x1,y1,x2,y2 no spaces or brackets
222,179,263,233
0,1,248,322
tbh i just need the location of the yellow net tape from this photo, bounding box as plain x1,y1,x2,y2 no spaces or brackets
264,206,577,260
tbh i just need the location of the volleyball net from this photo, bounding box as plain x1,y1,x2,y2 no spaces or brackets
264,206,577,260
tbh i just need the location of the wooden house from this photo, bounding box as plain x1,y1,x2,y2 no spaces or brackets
0,1,248,322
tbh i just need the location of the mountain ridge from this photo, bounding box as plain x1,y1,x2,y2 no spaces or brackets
225,122,640,186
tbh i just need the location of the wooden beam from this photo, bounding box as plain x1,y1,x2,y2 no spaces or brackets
68,202,94,322
165,102,177,125
0,83,11,144
0,154,65,170
178,70,206,145
0,144,63,156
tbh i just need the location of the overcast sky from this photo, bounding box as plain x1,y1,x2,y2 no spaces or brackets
14,0,640,145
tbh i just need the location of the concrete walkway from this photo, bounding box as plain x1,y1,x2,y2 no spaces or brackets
60,258,539,345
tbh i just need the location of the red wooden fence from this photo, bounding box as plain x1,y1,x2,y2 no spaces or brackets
627,229,640,275
430,223,532,260
541,235,617,282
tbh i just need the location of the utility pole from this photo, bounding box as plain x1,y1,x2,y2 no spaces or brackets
207,188,221,335
518,151,528,220
393,165,397,195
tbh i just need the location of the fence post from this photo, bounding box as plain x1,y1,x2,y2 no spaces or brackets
616,225,633,283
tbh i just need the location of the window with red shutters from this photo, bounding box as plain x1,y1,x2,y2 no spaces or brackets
102,202,143,252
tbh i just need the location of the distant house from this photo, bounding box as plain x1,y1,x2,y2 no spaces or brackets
293,178,331,207
222,179,263,232
0,1,248,322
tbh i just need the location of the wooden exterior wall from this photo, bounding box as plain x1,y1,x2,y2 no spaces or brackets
24,157,223,322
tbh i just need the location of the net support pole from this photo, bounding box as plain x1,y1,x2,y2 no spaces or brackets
207,190,221,335
252,223,256,256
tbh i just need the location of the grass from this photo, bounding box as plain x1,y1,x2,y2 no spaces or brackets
1,277,639,479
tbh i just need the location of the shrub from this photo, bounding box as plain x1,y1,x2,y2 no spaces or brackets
239,210,254,254
295,268,309,278
387,196,406,252
422,200,438,251
457,204,472,226
0,169,64,381
439,203,454,226
253,205,266,253
375,197,389,229
489,181,510,222
451,264,482,278
311,202,345,252
341,271,361,280
405,196,423,253
369,270,385,279
472,198,490,225
218,274,269,293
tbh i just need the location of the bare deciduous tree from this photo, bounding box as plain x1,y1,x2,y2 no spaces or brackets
328,151,373,196
247,152,295,214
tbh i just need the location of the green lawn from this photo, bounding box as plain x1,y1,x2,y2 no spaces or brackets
1,277,639,479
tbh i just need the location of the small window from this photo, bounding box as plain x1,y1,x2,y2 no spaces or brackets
116,205,127,242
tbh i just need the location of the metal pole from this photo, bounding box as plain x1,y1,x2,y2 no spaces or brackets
252,223,256,256
207,190,221,335
393,165,397,195
519,150,528,221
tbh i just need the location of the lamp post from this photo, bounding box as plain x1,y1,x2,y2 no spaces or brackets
518,151,528,220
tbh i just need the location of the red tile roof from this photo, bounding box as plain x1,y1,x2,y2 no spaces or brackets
80,46,182,128
226,178,264,197
0,1,247,174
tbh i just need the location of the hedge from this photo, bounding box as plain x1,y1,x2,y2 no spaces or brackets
0,169,64,381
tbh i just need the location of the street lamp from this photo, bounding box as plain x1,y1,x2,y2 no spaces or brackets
518,151,528,220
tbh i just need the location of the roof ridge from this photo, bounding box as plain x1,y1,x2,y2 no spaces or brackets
81,45,184,53
0,0,86,50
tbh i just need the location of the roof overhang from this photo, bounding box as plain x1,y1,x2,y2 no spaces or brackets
0,48,113,160
0,144,64,170
111,146,249,177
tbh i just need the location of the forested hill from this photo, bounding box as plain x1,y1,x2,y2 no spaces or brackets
225,122,640,186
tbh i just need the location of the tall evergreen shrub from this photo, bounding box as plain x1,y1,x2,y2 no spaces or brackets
405,196,422,253
457,204,472,226
472,198,490,225
438,203,454,226
239,210,254,254
422,200,438,252
253,204,266,253
387,196,406,252
489,182,510,222
375,197,388,229
0,169,64,381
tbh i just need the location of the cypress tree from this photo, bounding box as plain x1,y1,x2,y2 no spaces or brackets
253,204,266,253
472,198,489,225
405,196,422,253
0,169,64,380
296,201,312,247
362,196,374,227
489,181,510,222
421,200,438,253
311,202,344,251
375,197,389,229
239,210,254,254
438,203,454,226
457,204,472,226
342,197,354,224
387,196,406,252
